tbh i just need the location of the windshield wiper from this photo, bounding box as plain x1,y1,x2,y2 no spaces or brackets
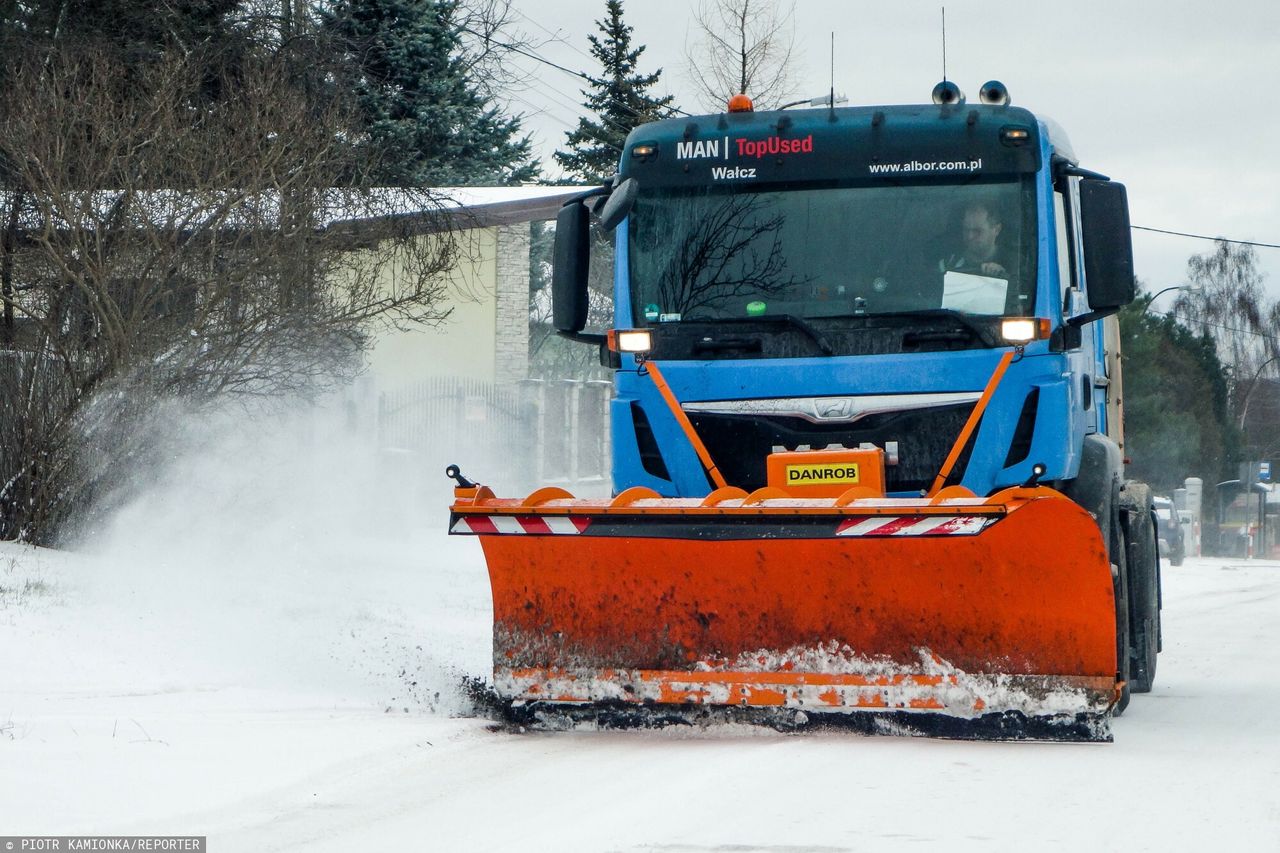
754,313,835,356
683,313,834,356
876,309,999,348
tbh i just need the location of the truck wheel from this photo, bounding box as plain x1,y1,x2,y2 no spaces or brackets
1108,477,1131,716
1122,482,1159,694
1111,561,1131,715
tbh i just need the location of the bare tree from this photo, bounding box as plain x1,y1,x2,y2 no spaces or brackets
1170,240,1279,450
685,0,798,111
0,45,460,541
453,0,533,93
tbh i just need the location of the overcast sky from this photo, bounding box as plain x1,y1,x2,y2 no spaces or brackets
497,0,1280,305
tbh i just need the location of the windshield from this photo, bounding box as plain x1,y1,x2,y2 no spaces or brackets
628,177,1037,325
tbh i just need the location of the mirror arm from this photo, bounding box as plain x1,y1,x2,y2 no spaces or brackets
557,331,606,345
558,330,613,368
1066,306,1119,328
577,185,610,207
1052,157,1111,183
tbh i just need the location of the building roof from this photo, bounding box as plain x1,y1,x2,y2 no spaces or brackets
325,185,592,235
438,186,592,224
2,185,593,236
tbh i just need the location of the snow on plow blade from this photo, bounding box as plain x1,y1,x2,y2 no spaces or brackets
449,483,1121,742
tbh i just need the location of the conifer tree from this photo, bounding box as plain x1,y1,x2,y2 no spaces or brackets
324,0,538,186
555,0,674,184
0,0,244,54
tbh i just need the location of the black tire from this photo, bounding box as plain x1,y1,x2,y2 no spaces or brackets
1112,559,1131,716
1108,476,1131,716
1156,539,1164,653
1122,482,1160,694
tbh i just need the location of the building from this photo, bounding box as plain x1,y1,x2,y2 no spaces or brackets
347,186,612,494
354,186,585,390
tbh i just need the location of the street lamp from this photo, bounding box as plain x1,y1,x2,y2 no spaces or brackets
1238,354,1280,430
1141,284,1202,315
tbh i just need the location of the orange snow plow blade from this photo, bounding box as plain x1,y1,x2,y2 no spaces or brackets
449,482,1121,741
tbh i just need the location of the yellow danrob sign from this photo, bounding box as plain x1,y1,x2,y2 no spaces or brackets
786,463,861,485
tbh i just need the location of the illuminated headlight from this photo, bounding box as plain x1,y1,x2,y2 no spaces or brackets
1001,318,1040,344
610,329,653,353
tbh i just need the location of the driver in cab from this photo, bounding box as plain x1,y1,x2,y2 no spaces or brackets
941,201,1011,279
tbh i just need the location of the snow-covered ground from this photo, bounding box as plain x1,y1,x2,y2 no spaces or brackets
2,411,1279,851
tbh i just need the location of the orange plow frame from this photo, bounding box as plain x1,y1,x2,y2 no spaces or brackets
450,483,1123,741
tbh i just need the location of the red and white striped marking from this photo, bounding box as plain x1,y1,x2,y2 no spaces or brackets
451,515,592,535
836,515,993,537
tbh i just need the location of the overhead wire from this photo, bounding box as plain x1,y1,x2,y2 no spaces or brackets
1133,230,1280,352
455,14,696,178
1146,308,1280,348
1132,226,1280,250
515,68,636,145
502,80,628,158
504,90,589,135
463,18,677,171
507,6,599,67
458,22,689,119
507,6,681,120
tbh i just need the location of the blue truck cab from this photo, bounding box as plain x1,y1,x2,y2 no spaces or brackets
554,94,1138,504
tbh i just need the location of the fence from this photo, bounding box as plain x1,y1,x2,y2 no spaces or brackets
376,376,613,494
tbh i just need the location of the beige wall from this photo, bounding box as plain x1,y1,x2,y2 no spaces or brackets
364,221,534,392
365,227,499,388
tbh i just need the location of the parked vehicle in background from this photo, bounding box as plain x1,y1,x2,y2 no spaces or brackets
1155,496,1185,565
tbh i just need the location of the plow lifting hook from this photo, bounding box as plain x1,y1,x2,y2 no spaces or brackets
445,464,476,488
1021,462,1048,488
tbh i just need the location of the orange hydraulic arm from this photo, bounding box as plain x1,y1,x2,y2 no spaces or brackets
644,360,728,490
928,348,1016,496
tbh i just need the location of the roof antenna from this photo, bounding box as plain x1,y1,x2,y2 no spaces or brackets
930,7,963,105
941,6,947,85
829,32,836,109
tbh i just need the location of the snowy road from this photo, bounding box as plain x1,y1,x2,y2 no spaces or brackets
4,525,1279,851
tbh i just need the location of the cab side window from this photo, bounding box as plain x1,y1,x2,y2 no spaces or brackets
1053,189,1075,309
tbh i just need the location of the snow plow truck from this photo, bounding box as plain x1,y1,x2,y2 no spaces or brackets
448,81,1161,742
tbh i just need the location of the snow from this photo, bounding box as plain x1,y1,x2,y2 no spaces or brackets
2,408,1279,850
509,643,1110,724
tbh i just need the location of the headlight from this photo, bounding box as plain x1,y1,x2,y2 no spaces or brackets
1001,318,1050,344
608,329,653,353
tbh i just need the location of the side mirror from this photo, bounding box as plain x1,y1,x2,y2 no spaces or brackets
1079,180,1136,311
596,177,638,231
552,200,591,333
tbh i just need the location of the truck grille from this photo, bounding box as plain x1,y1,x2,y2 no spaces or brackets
685,402,977,494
